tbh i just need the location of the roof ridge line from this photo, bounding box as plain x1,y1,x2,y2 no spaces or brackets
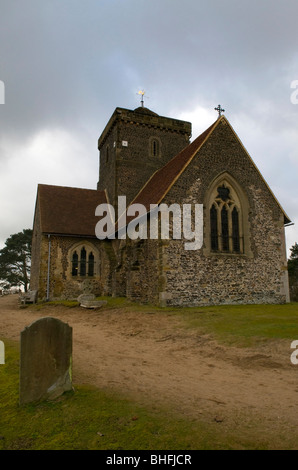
153,118,221,205
129,117,220,210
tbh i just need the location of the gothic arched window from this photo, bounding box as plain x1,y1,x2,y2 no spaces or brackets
80,247,86,276
209,183,244,254
72,251,79,276
152,139,159,157
232,207,240,253
221,205,229,251
70,245,98,277
210,204,218,251
88,252,94,277
149,137,161,157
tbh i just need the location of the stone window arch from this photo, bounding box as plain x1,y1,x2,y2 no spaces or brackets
149,137,161,157
204,173,252,256
70,243,99,277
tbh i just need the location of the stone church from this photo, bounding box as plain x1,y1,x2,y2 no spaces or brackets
30,104,291,306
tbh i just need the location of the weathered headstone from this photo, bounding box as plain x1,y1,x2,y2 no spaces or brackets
77,294,95,303
77,293,107,309
19,317,72,405
19,289,38,305
80,300,107,309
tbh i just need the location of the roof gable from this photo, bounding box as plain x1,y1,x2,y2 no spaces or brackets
125,116,290,226
129,119,218,212
37,184,107,237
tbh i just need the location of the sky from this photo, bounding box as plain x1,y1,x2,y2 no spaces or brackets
0,0,297,257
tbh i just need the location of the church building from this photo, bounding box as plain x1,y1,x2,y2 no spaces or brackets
30,104,291,306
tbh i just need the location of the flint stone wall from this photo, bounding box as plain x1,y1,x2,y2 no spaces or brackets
120,119,289,306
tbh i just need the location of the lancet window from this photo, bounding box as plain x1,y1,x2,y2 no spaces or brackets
71,246,97,277
209,184,243,254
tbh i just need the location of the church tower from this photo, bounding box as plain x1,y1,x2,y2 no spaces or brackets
97,106,192,210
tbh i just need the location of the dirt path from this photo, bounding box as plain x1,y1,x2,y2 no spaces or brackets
1,295,298,443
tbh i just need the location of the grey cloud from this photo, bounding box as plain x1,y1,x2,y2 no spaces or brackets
0,0,297,250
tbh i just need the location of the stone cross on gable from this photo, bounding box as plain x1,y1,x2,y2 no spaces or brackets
214,104,225,117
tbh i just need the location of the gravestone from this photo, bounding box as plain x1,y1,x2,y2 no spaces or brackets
77,293,107,309
19,317,73,405
80,299,107,309
77,293,95,303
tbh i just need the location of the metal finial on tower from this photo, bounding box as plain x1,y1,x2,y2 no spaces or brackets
137,90,146,107
214,104,225,117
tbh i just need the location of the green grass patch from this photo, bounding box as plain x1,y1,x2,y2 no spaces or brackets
1,339,297,450
30,296,130,311
94,299,298,347
0,340,218,450
23,297,298,348
168,302,298,347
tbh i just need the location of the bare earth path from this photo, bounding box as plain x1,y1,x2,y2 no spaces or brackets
1,295,298,447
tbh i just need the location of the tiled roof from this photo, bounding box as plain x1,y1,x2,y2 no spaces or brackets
131,119,217,210
36,116,291,239
119,118,218,229
37,184,107,237
120,115,291,228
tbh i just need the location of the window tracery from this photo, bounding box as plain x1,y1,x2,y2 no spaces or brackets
71,245,98,277
209,182,244,254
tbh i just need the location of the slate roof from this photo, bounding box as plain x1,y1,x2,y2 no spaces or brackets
36,184,107,237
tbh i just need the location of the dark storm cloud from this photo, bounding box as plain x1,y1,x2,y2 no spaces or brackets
0,0,297,127
0,0,297,250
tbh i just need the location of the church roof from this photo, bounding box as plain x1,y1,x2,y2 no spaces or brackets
123,115,291,227
35,115,291,240
128,119,217,214
36,184,107,237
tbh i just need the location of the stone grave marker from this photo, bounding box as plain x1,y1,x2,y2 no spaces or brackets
19,317,73,405
77,293,107,309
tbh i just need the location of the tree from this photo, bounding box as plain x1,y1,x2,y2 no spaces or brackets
0,229,32,292
288,243,298,277
288,242,298,302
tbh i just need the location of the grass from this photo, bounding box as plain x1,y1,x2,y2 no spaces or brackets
170,302,298,347
0,340,236,450
28,296,298,348
1,339,298,450
19,295,298,351
2,300,298,449
95,297,298,347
